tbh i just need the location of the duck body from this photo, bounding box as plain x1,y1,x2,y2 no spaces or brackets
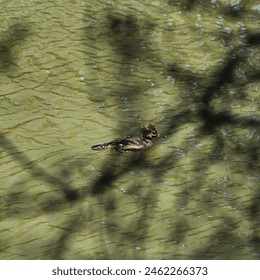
91,136,153,153
91,124,159,153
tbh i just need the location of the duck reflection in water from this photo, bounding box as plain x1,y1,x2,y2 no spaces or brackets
91,124,164,154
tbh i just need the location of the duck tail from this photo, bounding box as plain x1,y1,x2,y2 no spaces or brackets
91,144,106,151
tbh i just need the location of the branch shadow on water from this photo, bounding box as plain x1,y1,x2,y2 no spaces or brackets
0,133,78,203
0,23,29,74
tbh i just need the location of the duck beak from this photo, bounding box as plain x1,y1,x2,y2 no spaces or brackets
157,133,166,138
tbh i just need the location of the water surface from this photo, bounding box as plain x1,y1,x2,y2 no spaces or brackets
0,0,259,259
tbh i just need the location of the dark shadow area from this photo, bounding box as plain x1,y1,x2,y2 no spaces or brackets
106,14,155,108
83,13,155,125
245,32,260,46
224,2,245,18
107,15,143,59
50,214,85,260
0,23,29,73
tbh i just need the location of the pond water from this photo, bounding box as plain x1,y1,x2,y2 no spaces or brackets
0,0,259,259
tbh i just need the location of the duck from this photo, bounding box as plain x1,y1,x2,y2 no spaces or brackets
91,124,161,153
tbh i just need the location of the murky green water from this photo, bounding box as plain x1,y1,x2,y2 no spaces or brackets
0,0,259,259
